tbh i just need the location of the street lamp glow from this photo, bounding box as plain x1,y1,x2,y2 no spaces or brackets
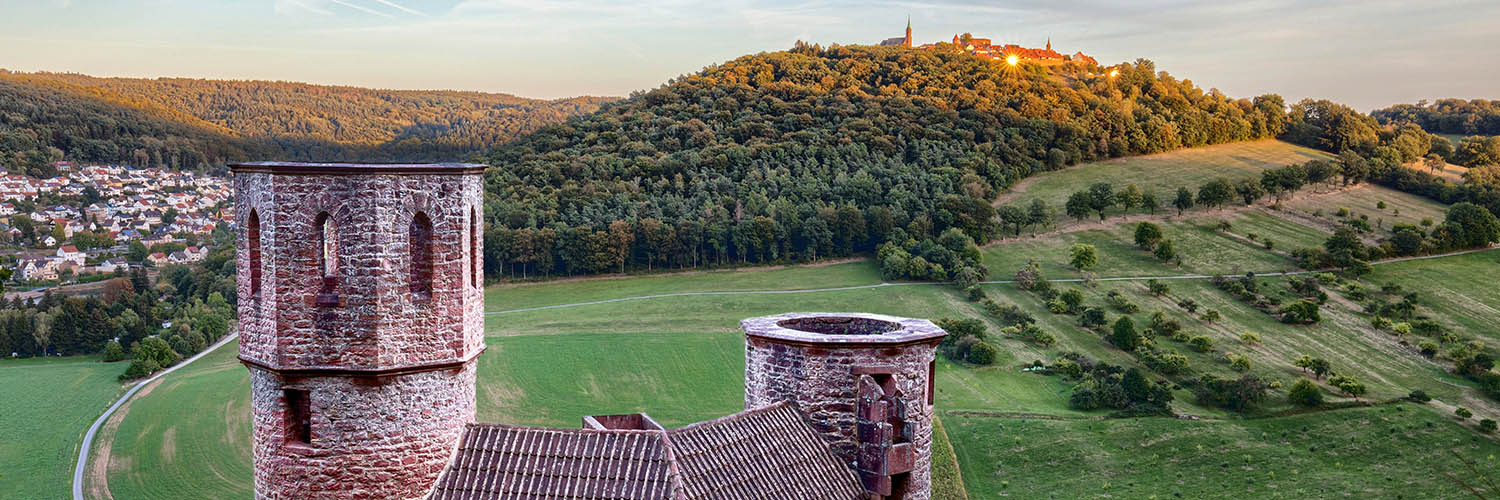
1108,68,1120,78
1006,54,1019,66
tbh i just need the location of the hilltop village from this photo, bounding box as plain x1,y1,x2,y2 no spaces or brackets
0,162,229,285
879,21,1098,66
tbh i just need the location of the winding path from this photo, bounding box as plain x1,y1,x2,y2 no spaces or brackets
72,333,239,500
487,246,1496,315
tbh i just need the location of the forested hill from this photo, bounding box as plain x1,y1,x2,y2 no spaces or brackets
0,70,614,176
1373,99,1500,137
481,43,1289,277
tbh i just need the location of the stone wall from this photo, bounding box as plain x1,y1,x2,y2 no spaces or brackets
234,169,486,371
742,312,945,500
248,363,477,500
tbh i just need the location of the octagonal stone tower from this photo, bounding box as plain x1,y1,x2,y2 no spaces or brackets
742,312,947,500
232,162,486,500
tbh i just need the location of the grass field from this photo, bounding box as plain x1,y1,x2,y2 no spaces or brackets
1368,250,1500,348
996,140,1330,215
982,217,1297,280
1281,184,1451,238
945,404,1500,499
93,341,253,500
485,260,881,312
0,356,122,500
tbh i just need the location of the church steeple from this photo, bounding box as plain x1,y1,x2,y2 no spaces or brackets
1046,37,1052,51
904,15,912,48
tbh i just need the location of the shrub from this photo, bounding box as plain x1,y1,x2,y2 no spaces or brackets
1456,407,1473,420
1240,332,1261,345
1110,316,1141,351
1337,207,1350,217
1005,324,1056,347
1408,390,1431,403
1228,353,1251,372
119,358,161,381
1201,309,1222,323
1069,244,1098,270
965,286,986,302
1060,289,1086,314
1279,299,1322,324
1370,316,1393,330
1105,290,1139,313
1188,335,1214,352
1177,298,1200,314
1053,359,1083,378
967,342,998,365
1079,307,1108,329
1392,322,1413,336
1287,378,1323,407
102,341,126,362
1418,341,1440,358
1482,419,1498,433
1377,201,1387,209
1194,374,1268,411
1047,299,1069,314
1153,239,1177,262
1146,279,1171,297
1134,222,1163,249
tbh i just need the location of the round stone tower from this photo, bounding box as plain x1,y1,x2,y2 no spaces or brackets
232,162,487,500
742,312,947,500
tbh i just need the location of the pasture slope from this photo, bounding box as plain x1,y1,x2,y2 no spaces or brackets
87,140,1500,498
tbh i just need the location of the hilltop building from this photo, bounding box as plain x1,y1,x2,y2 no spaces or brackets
877,22,1099,67
878,17,914,48
233,162,949,500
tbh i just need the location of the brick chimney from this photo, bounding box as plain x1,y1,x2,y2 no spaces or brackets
741,313,947,500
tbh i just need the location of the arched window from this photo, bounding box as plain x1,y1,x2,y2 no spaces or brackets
471,207,481,288
409,212,433,298
315,212,337,278
248,209,262,297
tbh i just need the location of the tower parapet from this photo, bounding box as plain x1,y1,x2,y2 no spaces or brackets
233,162,486,500
742,312,946,500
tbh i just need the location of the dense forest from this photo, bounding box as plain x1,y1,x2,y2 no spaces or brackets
480,43,1290,279
1373,99,1500,136
0,70,613,176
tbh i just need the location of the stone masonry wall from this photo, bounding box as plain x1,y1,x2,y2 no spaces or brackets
744,337,938,500
234,171,485,371
235,165,485,500
248,363,477,500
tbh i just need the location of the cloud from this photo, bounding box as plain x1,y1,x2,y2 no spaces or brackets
275,0,334,16
329,0,395,18
369,0,426,16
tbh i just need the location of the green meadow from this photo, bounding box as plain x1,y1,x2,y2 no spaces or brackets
0,355,122,500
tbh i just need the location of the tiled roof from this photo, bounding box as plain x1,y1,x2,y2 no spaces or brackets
433,425,674,499
668,403,864,500
430,402,863,500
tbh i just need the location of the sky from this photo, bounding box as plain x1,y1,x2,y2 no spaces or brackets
0,0,1496,111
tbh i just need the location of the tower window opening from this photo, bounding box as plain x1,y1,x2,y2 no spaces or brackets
284,389,312,445
248,209,262,297
471,207,481,288
315,212,337,287
409,212,433,298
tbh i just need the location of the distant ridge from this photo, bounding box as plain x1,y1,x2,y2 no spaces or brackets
0,69,616,175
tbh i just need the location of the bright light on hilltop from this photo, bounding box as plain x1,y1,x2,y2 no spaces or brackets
1006,54,1019,66
1109,68,1120,78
